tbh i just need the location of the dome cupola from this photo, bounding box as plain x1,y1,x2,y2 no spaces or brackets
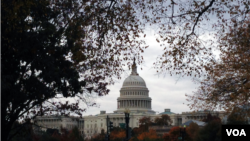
122,59,147,87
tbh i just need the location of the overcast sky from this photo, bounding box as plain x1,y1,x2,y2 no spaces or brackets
81,28,199,116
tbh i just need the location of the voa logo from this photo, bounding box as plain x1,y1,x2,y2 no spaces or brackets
226,129,246,136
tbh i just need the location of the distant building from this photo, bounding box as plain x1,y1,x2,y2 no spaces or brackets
33,116,84,136
180,110,225,124
34,60,225,138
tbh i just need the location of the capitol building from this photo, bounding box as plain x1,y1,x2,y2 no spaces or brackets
34,60,225,138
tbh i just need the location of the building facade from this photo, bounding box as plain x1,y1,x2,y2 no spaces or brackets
34,60,225,138
33,116,84,135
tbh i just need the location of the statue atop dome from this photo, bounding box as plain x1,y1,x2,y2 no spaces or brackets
131,57,138,75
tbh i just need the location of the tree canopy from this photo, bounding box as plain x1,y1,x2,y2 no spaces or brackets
137,0,250,77
138,117,153,132
2,0,147,140
154,115,172,126
186,17,250,112
227,106,249,125
194,120,221,141
3,0,250,140
137,0,250,113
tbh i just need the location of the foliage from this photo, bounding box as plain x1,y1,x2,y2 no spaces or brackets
11,123,80,141
162,126,180,141
89,133,105,141
35,127,84,141
137,129,159,141
110,130,126,141
227,106,249,125
133,116,171,141
69,127,84,141
154,115,172,126
2,0,147,140
186,17,250,112
38,133,59,141
10,121,38,141
202,113,221,123
110,129,126,141
135,0,250,77
138,117,153,133
132,127,141,137
194,120,221,141
186,122,199,141
162,126,191,141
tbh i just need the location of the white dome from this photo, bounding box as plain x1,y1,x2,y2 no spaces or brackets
122,75,146,87
114,58,155,114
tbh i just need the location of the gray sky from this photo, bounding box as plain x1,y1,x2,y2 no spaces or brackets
81,28,199,116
